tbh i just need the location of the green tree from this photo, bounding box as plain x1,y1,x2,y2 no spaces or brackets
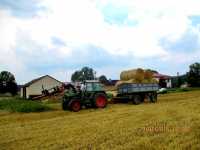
0,71,18,95
99,75,108,85
187,62,200,87
71,67,95,82
171,74,187,88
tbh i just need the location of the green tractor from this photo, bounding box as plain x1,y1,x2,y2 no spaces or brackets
62,80,108,112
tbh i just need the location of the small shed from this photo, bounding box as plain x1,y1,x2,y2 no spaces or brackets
21,75,62,99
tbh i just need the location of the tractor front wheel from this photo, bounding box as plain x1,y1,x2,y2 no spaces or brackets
69,99,81,112
94,93,107,108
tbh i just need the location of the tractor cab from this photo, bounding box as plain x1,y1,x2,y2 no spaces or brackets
62,80,107,112
83,80,104,92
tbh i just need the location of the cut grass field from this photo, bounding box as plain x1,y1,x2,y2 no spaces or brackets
0,91,200,150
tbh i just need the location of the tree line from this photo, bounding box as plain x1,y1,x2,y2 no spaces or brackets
0,71,18,95
71,63,200,87
1,62,200,95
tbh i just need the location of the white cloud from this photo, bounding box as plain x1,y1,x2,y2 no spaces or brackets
97,0,200,43
49,69,71,82
96,66,123,80
0,10,27,81
162,50,200,64
30,0,200,57
1,0,200,83
0,10,18,51
1,0,200,58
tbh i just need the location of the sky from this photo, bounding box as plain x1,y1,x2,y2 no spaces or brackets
0,0,200,84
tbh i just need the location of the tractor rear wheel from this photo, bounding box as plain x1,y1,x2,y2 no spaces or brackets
94,93,107,108
68,99,81,112
132,95,142,105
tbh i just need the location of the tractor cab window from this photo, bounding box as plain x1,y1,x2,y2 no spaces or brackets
85,82,103,91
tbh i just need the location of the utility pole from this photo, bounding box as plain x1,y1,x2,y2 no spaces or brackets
94,71,96,80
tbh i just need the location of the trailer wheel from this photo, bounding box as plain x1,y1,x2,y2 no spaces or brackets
69,99,81,112
150,92,157,103
133,95,142,105
94,93,107,108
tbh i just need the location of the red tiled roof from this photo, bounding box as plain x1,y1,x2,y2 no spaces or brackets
153,73,171,79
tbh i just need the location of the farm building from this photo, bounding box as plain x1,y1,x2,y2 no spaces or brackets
21,75,63,99
153,73,172,88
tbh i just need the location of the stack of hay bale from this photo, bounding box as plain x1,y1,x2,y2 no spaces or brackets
116,68,158,86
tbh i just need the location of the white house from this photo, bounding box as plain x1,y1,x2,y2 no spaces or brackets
21,75,63,99
153,73,172,88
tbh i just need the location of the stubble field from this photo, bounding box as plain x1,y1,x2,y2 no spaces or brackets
0,91,200,150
